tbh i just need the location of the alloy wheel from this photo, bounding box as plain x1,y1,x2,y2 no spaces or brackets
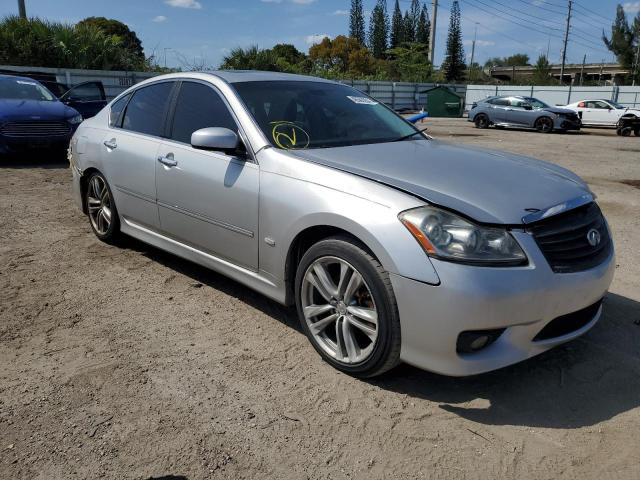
301,256,378,364
537,117,553,133
87,175,112,236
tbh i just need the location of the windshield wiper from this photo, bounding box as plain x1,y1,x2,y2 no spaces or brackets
392,128,428,142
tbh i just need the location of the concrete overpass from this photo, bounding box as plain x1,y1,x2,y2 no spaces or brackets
489,63,630,85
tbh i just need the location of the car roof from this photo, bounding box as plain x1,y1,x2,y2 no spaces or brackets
201,70,336,84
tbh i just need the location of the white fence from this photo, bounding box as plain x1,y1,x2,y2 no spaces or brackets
465,84,640,109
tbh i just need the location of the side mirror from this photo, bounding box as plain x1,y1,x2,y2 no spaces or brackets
191,127,239,153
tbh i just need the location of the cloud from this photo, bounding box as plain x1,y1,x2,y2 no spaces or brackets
152,15,168,22
305,33,330,44
464,39,495,47
623,2,640,13
165,0,202,9
332,9,349,15
261,0,316,3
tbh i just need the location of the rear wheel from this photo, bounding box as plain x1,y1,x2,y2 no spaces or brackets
535,116,554,133
474,114,489,129
295,237,401,378
620,127,632,137
85,172,120,243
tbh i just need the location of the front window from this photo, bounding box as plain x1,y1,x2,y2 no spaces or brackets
0,77,55,101
524,97,550,109
232,81,419,149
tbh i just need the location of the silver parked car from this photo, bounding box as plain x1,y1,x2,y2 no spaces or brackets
70,72,614,377
468,95,581,133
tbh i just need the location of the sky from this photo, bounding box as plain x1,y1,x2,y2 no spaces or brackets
1,0,636,69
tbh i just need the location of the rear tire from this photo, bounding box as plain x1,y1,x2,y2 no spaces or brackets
621,127,632,137
474,114,490,129
85,171,121,244
295,236,401,378
535,116,554,133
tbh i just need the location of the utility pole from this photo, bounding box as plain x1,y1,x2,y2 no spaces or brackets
428,0,438,64
469,23,478,79
18,0,26,18
633,42,640,86
559,0,572,84
579,53,586,86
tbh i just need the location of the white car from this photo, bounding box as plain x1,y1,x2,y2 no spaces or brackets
565,99,640,127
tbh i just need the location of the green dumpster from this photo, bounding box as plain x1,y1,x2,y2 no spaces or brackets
420,85,464,118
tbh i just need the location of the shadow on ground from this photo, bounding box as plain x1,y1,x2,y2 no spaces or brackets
0,152,69,169
119,232,640,430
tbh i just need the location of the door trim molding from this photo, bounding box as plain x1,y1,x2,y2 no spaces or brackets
157,201,254,238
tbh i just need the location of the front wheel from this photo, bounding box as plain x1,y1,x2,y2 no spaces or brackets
535,116,554,133
295,237,401,378
85,171,120,243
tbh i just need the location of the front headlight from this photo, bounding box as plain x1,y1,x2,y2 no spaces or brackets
399,206,527,266
68,114,83,125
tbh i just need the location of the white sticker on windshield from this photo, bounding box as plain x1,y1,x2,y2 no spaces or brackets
17,80,37,86
347,95,378,105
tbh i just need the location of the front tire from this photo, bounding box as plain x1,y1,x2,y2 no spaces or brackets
535,116,554,133
85,171,120,243
295,237,401,378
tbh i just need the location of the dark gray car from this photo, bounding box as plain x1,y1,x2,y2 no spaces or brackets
468,96,581,133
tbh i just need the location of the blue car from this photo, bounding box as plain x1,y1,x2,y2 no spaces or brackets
0,75,83,155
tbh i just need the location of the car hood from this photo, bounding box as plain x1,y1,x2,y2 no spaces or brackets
0,98,77,121
543,106,576,115
288,139,591,224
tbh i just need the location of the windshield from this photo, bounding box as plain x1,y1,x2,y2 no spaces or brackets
524,97,550,109
608,100,625,109
0,77,56,101
232,81,419,149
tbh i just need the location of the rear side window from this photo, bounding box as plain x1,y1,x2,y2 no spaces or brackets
122,82,174,136
170,81,238,144
109,93,130,127
489,98,509,106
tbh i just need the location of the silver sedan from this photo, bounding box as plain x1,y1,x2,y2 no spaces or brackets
69,72,614,377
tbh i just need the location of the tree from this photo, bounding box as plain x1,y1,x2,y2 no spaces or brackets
368,0,389,59
442,0,465,81
390,0,404,48
76,17,144,64
416,3,430,45
603,4,638,81
483,53,530,68
408,0,420,40
386,42,432,82
403,11,414,42
349,0,366,46
0,15,148,70
220,46,279,71
532,54,554,85
308,35,375,78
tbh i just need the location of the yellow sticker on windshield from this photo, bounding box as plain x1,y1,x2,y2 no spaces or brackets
270,121,310,150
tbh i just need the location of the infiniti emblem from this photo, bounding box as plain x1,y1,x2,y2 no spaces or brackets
587,228,601,247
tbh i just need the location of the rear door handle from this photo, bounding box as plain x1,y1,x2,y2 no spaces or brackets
157,154,177,167
103,139,117,149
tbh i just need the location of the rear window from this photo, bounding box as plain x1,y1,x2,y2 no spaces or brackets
488,98,509,106
121,82,174,136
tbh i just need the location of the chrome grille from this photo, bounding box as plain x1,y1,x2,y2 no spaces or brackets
0,121,71,138
528,202,612,273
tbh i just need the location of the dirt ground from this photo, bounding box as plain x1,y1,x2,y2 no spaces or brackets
1,118,639,480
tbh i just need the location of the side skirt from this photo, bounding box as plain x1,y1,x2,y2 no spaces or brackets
120,217,286,304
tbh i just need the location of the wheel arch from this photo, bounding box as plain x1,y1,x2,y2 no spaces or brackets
79,167,103,215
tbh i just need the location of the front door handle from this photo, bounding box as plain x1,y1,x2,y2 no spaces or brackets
157,154,177,167
103,139,117,149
